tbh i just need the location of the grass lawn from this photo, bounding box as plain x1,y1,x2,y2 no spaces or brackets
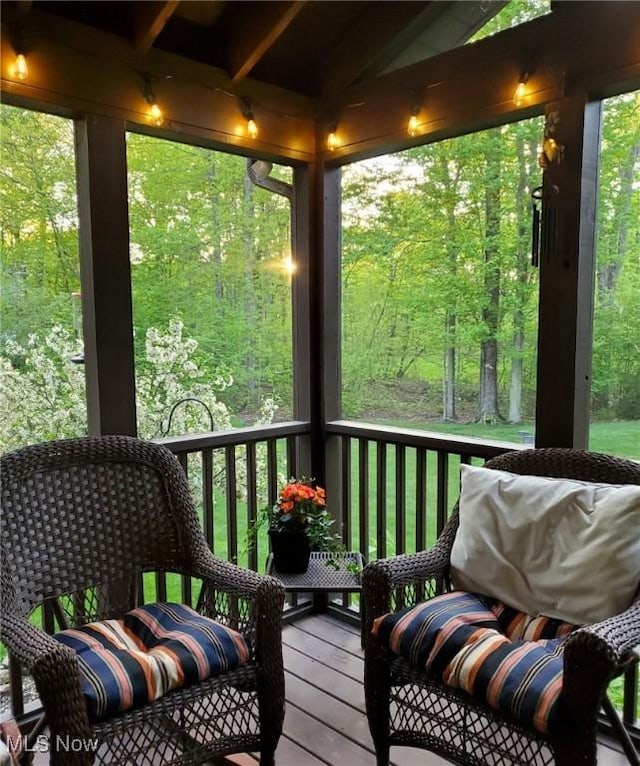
371,419,639,461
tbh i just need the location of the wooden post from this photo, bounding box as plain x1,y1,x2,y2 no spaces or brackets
75,115,137,436
292,156,342,540
535,97,602,448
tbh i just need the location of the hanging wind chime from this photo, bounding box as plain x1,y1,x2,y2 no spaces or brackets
531,110,564,267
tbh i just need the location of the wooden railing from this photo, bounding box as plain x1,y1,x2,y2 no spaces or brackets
326,420,517,561
4,419,637,736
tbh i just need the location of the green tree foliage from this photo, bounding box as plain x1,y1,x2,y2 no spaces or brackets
126,134,294,422
592,93,640,420
342,117,543,424
1,90,638,455
0,108,80,343
342,95,639,433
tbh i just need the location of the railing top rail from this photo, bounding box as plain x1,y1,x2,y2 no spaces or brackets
155,420,311,453
326,420,520,459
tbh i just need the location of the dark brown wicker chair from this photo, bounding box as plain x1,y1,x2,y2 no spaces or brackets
0,435,285,766
362,448,640,766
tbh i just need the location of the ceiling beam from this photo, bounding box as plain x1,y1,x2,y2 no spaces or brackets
322,1,640,163
320,2,435,97
0,6,315,162
133,1,181,54
228,0,306,83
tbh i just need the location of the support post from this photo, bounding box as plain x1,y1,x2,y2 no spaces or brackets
535,96,602,448
292,160,341,483
75,115,137,436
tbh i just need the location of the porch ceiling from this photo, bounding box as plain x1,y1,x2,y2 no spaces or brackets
23,0,505,98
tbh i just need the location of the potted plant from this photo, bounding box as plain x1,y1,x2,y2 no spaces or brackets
248,477,342,574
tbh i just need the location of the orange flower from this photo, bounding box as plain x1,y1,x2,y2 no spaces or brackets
280,500,294,512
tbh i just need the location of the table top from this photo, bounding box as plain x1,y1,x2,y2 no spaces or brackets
266,551,365,592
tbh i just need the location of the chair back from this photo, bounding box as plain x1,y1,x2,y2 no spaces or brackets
1,436,203,621
485,447,640,485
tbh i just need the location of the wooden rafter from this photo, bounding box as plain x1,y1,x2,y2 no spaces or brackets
133,0,181,54
319,2,433,97
228,0,307,83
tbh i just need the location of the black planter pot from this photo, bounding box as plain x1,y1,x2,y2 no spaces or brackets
268,528,311,574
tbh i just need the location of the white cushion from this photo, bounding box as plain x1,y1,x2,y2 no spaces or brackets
450,464,640,625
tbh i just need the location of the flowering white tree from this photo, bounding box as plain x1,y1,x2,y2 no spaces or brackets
0,320,276,505
0,327,87,451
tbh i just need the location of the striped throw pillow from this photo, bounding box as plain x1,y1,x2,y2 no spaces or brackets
55,603,250,722
373,591,576,734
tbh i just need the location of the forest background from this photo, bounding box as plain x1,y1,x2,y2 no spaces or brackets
1,4,638,460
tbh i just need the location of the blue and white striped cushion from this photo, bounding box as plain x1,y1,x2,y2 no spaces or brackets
373,591,576,734
55,603,250,722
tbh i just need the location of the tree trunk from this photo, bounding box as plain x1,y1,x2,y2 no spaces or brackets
438,154,459,422
479,146,502,423
508,133,533,424
443,309,456,421
207,158,224,300
244,161,256,406
509,322,523,423
597,141,640,302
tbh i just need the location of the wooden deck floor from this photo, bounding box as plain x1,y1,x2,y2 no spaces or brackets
272,612,630,766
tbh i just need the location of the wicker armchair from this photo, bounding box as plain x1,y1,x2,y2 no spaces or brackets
0,436,285,766
362,448,640,766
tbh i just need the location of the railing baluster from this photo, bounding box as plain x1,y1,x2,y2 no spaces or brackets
177,452,193,607
9,654,24,718
623,661,638,725
436,451,449,537
286,435,297,479
203,449,214,554
359,439,369,560
246,442,258,571
267,439,278,507
395,444,406,555
341,436,352,550
376,441,387,559
416,447,427,552
225,445,238,564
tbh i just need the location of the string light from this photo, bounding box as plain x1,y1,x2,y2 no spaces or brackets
513,72,530,107
246,115,258,139
240,97,258,139
327,122,339,151
408,104,422,137
13,53,28,80
143,74,163,126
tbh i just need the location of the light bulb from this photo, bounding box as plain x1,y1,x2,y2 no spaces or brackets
327,131,339,151
247,117,258,139
513,80,527,107
14,53,28,80
408,113,420,137
149,103,163,126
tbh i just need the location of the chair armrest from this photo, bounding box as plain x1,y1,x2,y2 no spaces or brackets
362,542,451,638
566,597,640,668
190,548,270,597
0,614,92,748
560,598,640,731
